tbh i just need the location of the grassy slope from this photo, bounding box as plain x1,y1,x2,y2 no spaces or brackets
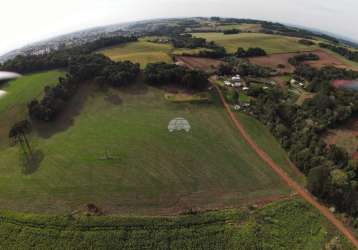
192,32,315,54
0,70,64,148
235,112,305,184
0,198,352,249
98,39,209,68
0,81,290,214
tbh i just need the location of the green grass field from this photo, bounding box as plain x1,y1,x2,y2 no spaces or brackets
99,39,210,68
0,70,64,148
191,32,316,54
0,198,352,249
235,112,305,184
0,76,293,215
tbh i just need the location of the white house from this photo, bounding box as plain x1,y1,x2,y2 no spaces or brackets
243,87,249,91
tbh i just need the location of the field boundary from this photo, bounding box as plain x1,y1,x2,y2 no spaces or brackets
212,82,358,248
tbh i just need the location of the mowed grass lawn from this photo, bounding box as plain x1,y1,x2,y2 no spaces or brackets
99,39,211,68
0,80,290,215
192,32,316,54
0,70,64,148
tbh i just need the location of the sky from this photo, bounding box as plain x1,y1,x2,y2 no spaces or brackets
0,0,357,56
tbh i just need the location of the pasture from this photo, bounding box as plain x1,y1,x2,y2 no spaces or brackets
0,79,292,215
191,32,316,54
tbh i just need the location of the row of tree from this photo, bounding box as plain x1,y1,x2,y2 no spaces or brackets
144,63,208,90
236,47,267,58
288,53,320,66
319,43,358,62
28,54,140,121
0,36,137,74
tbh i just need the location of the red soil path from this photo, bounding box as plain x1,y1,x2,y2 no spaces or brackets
213,83,358,248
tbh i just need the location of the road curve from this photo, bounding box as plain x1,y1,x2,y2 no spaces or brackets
213,83,358,248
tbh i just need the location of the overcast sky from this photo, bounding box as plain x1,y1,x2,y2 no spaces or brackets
1,0,357,56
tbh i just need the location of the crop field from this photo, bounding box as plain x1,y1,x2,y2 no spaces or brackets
175,56,224,71
191,32,315,54
0,70,64,148
99,39,210,68
0,198,352,249
0,77,295,215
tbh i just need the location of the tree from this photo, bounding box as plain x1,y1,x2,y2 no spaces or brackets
307,166,331,198
9,120,33,157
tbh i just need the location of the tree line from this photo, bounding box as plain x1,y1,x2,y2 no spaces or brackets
236,47,267,58
28,54,140,122
319,43,358,62
288,53,320,66
0,36,138,74
144,63,208,90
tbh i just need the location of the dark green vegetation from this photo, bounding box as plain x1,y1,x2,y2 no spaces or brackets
144,62,208,90
0,199,353,249
236,47,267,58
0,36,138,74
288,53,320,66
245,79,358,219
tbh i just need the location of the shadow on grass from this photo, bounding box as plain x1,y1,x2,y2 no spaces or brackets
32,84,92,139
20,150,44,175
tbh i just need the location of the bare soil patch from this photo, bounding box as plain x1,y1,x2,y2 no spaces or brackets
175,56,224,72
324,117,358,159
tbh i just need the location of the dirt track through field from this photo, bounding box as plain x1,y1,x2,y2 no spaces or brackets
213,83,358,248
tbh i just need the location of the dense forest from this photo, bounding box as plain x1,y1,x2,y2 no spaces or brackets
245,65,358,218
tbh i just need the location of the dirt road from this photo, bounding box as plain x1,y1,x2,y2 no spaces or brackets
213,83,358,248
